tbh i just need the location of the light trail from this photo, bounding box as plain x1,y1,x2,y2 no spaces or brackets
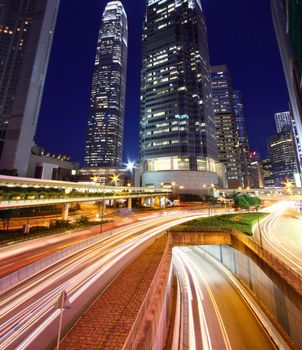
172,247,278,350
255,201,302,272
0,212,207,350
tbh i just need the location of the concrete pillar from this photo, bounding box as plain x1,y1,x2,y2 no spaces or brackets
127,197,132,210
62,203,70,221
141,197,145,207
100,200,106,220
154,196,160,208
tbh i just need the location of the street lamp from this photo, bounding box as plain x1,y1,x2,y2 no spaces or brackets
283,179,294,195
111,174,120,186
110,174,120,214
255,206,263,247
100,181,106,235
89,176,106,235
90,176,100,184
179,185,184,201
126,161,135,172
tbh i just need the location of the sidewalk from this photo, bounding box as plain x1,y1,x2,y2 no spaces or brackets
60,234,168,350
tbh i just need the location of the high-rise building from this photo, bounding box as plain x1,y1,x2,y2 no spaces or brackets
267,130,299,186
274,111,292,132
274,110,302,174
85,1,128,169
233,90,251,187
211,65,242,188
271,0,302,171
261,158,275,188
0,0,60,176
139,0,219,191
250,151,264,188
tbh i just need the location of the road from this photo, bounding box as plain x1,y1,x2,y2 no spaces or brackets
255,201,302,273
0,216,137,278
0,211,209,350
172,247,279,350
0,208,229,279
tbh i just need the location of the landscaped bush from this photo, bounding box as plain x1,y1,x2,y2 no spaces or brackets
171,213,267,236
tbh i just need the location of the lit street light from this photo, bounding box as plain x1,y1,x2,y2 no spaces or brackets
283,179,294,195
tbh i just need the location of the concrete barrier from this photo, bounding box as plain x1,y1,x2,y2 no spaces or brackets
123,233,173,350
0,232,113,294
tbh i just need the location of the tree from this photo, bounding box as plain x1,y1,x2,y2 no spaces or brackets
0,209,16,231
252,196,261,209
234,195,250,210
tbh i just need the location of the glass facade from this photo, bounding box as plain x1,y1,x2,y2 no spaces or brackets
268,130,299,186
0,0,60,176
85,1,128,168
261,158,275,188
140,0,218,174
282,0,302,77
211,65,242,188
233,90,251,187
274,111,292,132
271,0,302,174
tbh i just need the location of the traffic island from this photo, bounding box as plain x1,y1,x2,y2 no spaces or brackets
60,234,169,350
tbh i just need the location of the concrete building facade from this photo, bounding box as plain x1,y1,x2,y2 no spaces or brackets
0,0,60,176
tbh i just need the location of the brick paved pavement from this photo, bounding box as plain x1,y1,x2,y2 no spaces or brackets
60,234,167,350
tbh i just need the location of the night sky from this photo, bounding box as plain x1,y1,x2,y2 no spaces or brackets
36,0,289,165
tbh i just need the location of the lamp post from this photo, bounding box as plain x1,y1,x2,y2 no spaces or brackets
110,174,120,214
255,206,263,247
100,181,106,235
179,185,184,202
90,176,106,235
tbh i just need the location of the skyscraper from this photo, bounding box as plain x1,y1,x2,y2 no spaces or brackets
261,158,275,188
274,110,302,175
0,0,60,176
85,1,128,169
211,65,242,188
274,111,292,133
271,0,302,171
233,90,251,187
268,130,299,186
140,0,219,191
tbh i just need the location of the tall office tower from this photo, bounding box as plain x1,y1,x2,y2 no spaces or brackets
211,65,242,188
274,110,302,174
85,1,128,169
271,0,302,171
233,90,251,187
140,0,219,191
261,158,275,187
267,130,299,186
0,0,60,177
249,151,264,188
275,111,292,132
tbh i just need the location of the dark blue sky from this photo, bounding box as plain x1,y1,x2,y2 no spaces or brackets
37,0,289,164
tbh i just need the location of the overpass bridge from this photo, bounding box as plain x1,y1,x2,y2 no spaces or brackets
219,187,302,202
0,176,171,219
